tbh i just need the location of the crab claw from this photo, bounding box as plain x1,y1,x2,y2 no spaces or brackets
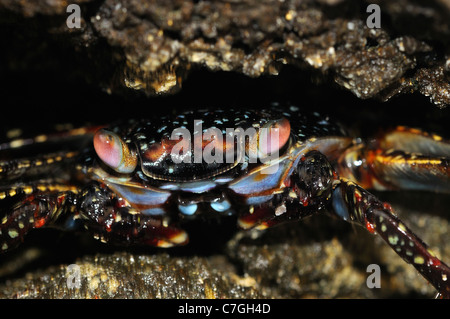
93,129,137,174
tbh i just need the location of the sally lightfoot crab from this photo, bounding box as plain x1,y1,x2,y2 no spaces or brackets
0,107,449,297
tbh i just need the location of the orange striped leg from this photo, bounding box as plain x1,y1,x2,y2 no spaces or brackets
336,126,450,193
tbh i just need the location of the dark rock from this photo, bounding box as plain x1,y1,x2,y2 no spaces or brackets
0,0,449,106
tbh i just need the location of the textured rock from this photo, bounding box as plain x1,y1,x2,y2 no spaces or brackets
0,253,266,298
0,0,449,106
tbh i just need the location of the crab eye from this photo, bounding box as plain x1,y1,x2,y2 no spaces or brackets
93,129,137,174
259,117,291,157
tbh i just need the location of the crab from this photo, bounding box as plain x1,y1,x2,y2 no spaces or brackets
0,106,449,297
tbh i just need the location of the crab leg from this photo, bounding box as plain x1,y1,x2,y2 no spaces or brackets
332,128,450,296
237,149,450,297
0,125,101,181
337,126,450,193
0,184,78,253
0,151,79,181
0,126,102,151
331,179,450,298
377,126,450,156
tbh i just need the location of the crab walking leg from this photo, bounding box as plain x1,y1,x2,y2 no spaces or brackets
0,187,77,253
0,126,102,151
331,179,450,298
340,147,450,193
0,151,79,181
337,127,450,194
377,126,450,156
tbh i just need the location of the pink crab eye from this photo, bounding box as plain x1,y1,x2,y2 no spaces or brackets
259,117,291,157
93,129,137,173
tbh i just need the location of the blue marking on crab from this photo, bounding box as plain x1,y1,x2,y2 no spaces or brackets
210,199,231,212
178,204,198,216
